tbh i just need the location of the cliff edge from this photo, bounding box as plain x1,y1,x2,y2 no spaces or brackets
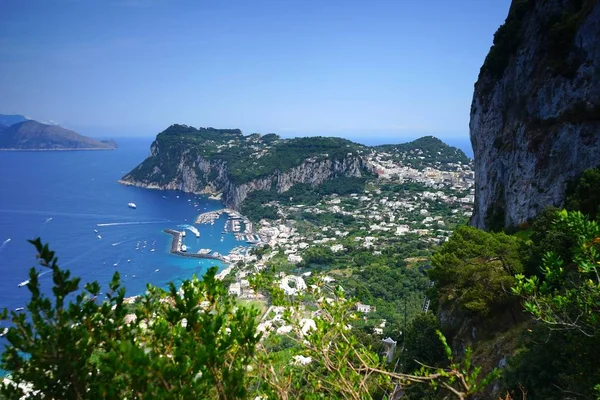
470,0,600,230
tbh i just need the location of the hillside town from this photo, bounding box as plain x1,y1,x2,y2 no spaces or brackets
213,143,475,338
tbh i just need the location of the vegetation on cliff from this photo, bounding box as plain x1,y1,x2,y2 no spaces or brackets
428,166,600,399
124,124,364,188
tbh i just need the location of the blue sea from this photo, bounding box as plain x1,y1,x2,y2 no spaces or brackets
0,138,248,316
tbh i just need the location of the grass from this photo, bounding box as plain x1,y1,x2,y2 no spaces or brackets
238,299,268,318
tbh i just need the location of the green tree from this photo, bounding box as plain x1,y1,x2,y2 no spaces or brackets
565,166,600,220
514,210,600,337
522,206,574,277
429,226,523,316
401,313,447,373
510,210,600,398
1,239,260,399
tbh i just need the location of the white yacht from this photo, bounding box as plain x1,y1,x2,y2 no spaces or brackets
128,202,137,209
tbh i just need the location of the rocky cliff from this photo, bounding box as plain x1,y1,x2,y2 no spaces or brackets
120,126,370,210
470,0,600,230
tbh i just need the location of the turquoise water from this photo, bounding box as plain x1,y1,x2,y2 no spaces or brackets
0,138,249,315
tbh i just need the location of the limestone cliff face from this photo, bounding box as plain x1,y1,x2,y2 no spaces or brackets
120,140,369,210
221,156,367,209
470,0,600,230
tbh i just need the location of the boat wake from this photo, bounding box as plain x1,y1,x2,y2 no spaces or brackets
0,238,11,253
97,220,168,227
178,224,200,238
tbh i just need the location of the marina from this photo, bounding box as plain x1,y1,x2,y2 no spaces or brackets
196,208,260,244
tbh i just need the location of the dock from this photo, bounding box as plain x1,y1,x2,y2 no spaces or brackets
163,229,227,262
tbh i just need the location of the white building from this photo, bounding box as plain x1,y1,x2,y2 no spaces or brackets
288,254,303,264
228,282,241,297
356,303,373,313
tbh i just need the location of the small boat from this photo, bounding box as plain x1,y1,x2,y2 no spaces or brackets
182,230,186,237
155,269,159,272
150,248,155,252
181,244,187,252
0,328,8,337
17,280,29,287
113,262,118,267
195,232,200,238
94,229,98,233
128,202,137,209
97,235,102,239
14,307,24,312
127,259,131,263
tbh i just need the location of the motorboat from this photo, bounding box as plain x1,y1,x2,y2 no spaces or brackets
128,202,137,209
17,280,29,287
181,244,187,252
15,307,24,312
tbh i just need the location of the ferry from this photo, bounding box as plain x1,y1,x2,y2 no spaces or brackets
17,280,29,287
128,202,137,209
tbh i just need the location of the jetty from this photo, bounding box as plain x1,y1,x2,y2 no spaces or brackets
164,229,227,262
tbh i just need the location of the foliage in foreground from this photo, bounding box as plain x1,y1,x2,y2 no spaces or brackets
0,239,498,399
1,239,260,399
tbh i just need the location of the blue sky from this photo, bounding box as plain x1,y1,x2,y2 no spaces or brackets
0,0,510,140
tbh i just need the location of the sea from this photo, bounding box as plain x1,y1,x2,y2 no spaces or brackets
0,138,249,318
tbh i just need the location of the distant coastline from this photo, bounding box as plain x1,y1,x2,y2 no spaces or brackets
0,148,116,152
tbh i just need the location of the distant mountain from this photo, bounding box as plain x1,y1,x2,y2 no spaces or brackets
0,114,28,127
0,120,116,150
375,136,471,167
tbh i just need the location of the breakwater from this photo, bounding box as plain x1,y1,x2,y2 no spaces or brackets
163,229,226,262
